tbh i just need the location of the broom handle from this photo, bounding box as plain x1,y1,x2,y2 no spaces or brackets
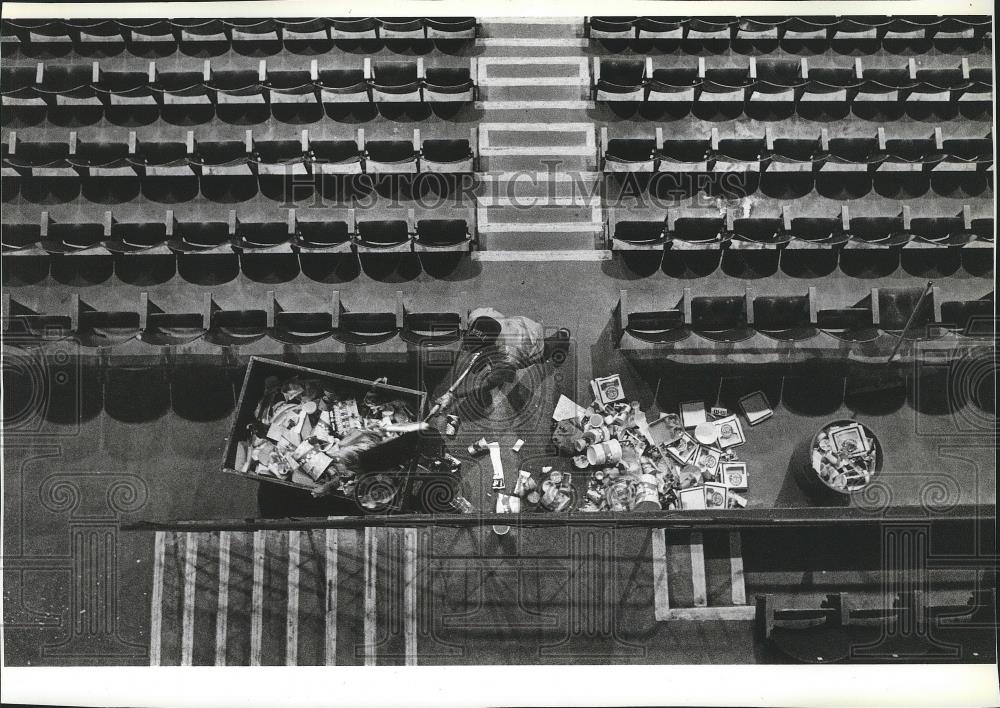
425,350,484,418
887,280,933,363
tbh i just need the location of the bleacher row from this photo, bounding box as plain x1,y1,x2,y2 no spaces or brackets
593,56,992,105
1,17,479,44
585,16,991,40
2,290,470,350
2,209,472,254
601,126,992,171
606,205,993,250
2,129,477,176
1,59,478,106
614,286,994,345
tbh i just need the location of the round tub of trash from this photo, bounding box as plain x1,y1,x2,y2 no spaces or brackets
799,419,883,499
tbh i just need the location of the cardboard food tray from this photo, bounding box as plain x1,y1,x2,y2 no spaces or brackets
222,357,428,492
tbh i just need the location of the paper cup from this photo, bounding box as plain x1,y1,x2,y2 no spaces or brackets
586,444,607,466
694,422,718,445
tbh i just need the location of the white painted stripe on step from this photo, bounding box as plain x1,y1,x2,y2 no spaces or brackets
479,57,589,87
324,528,338,666
477,100,596,110
477,195,601,207
480,145,595,156
480,171,600,182
478,38,588,47
473,250,611,261
481,17,582,24
148,531,166,667
651,529,670,622
663,606,756,621
478,221,603,233
250,530,265,666
214,531,231,666
729,532,746,606
690,531,707,608
286,530,300,666
363,527,377,667
403,528,418,666
481,122,595,132
180,533,199,666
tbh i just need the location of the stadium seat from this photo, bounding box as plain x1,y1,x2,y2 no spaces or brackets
874,286,940,338
234,215,294,253
152,66,212,105
371,61,421,102
939,294,994,336
355,211,414,253
189,132,253,176
169,18,228,43
422,62,476,102
401,306,464,346
687,17,737,39
413,219,471,252
266,291,335,345
118,19,175,43
1,64,44,105
877,129,937,172
129,135,193,177
365,133,419,174
377,18,424,40
819,131,878,172
602,129,656,173
167,218,233,253
750,58,807,103
613,289,690,345
328,17,378,40
753,289,819,341
845,207,912,248
277,17,331,41
801,62,861,104
699,63,753,104
290,208,354,253
647,64,699,102
206,295,269,345
40,212,110,255
934,131,993,172
75,298,142,348
66,19,125,43
264,66,316,104
909,206,977,247
223,18,280,43
104,216,170,254
251,134,308,176
420,133,476,173
587,17,637,40
1,220,43,254
690,290,755,342
593,58,647,102
816,303,879,343
314,63,370,103
307,132,365,175
713,130,765,173
635,17,684,39
94,64,157,105
606,210,669,251
138,293,208,346
37,62,101,105
657,132,712,172
207,63,266,104
334,292,401,346
2,133,73,176
424,17,477,39
669,211,730,249
68,135,132,177
785,210,851,248
727,212,791,249
763,128,820,172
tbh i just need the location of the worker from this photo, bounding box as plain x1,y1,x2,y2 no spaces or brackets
429,308,570,418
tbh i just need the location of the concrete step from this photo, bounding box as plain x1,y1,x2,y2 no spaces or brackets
477,171,602,201
479,18,584,39
480,84,588,102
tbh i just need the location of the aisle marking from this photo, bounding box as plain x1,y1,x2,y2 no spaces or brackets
479,56,589,87
690,531,707,607
249,530,265,666
651,529,670,621
477,100,595,110
214,531,231,666
324,528,339,666
403,528,418,666
148,531,166,666
473,250,611,261
180,533,199,666
364,527,378,667
729,532,747,606
286,530,301,666
479,122,595,157
478,38,589,47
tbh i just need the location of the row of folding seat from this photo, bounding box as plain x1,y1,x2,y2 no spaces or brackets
606,205,994,250
601,126,993,173
3,290,476,350
0,17,478,44
1,209,472,255
2,128,477,176
586,16,991,40
0,59,477,106
593,56,993,104
614,286,994,346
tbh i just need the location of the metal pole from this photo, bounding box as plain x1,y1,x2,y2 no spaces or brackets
887,280,934,363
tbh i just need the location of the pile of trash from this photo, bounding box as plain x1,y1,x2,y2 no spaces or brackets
810,422,878,492
238,375,417,498
546,375,758,512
